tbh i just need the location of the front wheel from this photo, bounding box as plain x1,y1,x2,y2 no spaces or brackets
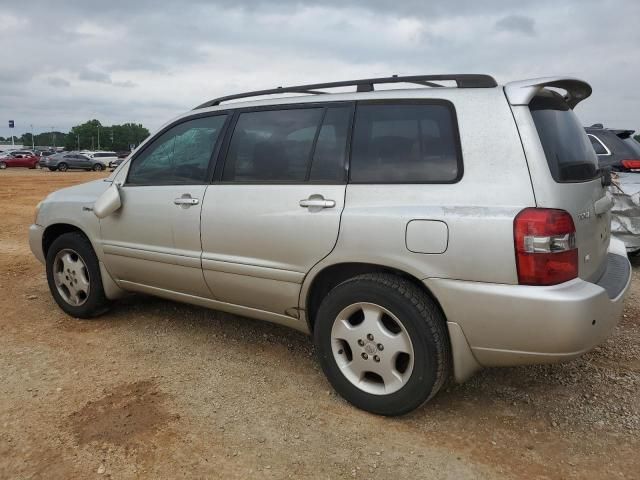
46,232,110,318
57,162,68,172
0,162,6,169
92,163,104,171
314,273,450,416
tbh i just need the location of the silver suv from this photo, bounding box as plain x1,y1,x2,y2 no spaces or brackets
29,74,631,415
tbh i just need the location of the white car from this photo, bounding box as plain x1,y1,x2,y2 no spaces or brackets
89,151,118,167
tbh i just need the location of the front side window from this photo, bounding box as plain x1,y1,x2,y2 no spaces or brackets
128,115,227,185
530,94,599,182
222,108,324,182
350,102,461,183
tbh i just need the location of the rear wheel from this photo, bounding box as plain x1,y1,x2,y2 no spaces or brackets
314,273,450,416
57,162,68,172
0,161,6,169
92,163,104,171
46,232,110,318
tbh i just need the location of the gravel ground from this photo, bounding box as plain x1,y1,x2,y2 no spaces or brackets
0,169,638,479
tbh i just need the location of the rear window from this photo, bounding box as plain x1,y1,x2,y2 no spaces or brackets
530,94,599,182
350,102,461,183
622,137,640,157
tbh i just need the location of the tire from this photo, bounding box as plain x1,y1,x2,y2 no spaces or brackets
314,273,450,416
92,163,104,171
58,162,68,172
0,162,6,169
45,232,110,318
48,167,57,171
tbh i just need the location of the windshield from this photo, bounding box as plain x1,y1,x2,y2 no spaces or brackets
530,93,599,182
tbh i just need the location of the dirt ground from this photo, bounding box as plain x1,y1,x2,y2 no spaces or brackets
1,169,638,479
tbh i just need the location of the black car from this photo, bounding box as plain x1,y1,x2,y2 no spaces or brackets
585,124,640,172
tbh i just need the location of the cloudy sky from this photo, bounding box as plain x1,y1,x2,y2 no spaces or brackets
1,0,638,139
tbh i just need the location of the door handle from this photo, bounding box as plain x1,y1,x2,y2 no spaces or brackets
174,197,199,206
299,195,335,209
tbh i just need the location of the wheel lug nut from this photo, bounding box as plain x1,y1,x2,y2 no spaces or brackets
377,343,384,351
357,339,364,346
367,334,374,341
374,355,380,362
361,353,368,360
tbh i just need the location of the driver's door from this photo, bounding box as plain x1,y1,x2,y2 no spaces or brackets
99,113,229,297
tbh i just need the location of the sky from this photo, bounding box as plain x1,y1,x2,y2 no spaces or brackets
0,0,638,139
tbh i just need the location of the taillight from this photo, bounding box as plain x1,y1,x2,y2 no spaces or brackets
621,159,640,170
514,208,578,286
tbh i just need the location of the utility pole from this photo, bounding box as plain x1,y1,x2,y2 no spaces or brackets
77,134,80,151
30,124,35,150
97,126,100,150
51,127,55,149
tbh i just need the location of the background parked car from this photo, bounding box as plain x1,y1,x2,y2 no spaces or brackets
40,152,108,172
585,124,640,172
0,151,39,169
90,151,119,167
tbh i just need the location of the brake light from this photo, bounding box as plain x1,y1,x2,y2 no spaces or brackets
514,208,578,286
621,159,640,170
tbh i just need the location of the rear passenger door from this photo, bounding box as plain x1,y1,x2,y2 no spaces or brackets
200,103,353,316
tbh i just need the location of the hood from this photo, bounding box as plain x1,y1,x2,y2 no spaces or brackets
44,179,111,204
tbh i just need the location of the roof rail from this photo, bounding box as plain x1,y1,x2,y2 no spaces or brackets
194,74,497,109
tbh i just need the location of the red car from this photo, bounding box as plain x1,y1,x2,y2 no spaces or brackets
0,151,39,169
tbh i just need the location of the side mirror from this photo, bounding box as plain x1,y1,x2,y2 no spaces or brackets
93,183,122,218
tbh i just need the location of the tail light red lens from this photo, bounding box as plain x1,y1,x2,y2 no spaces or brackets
621,159,640,170
514,208,578,286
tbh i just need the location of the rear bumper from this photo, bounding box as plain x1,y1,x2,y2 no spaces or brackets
426,239,631,378
29,224,45,264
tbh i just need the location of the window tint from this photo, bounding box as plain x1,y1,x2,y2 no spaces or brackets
128,115,227,185
588,135,608,155
622,137,640,157
309,106,351,181
222,108,323,182
350,103,460,183
530,94,599,182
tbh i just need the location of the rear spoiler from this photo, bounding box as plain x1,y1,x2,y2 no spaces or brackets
611,129,635,139
504,76,592,109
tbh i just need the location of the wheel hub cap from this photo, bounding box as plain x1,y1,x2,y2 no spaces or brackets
52,249,90,306
330,302,414,395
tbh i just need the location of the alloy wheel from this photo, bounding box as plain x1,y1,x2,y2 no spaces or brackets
52,249,91,306
330,302,414,395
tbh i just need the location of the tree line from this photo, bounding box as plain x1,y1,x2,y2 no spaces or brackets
0,120,150,152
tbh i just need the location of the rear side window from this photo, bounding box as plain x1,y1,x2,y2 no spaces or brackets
222,108,324,182
350,102,461,183
530,94,599,182
588,135,609,155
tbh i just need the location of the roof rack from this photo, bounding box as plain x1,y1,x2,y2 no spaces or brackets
194,74,497,109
